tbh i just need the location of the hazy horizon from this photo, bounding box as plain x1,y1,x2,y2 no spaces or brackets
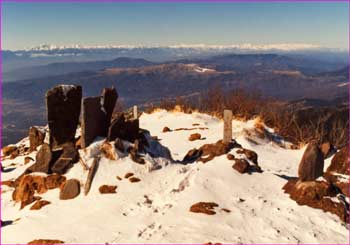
2,2,348,51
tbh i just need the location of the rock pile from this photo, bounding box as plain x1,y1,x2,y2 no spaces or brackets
283,141,349,223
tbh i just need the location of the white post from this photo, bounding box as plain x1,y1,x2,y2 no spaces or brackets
133,105,138,120
223,109,233,143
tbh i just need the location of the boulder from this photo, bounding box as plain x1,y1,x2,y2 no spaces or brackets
12,175,47,209
99,185,117,194
326,146,350,175
46,85,82,149
188,133,201,141
81,96,107,148
80,88,118,148
29,126,46,151
232,159,250,174
51,143,79,175
190,202,219,215
283,179,347,223
298,141,324,181
107,113,139,142
59,179,80,200
26,144,52,174
199,140,237,163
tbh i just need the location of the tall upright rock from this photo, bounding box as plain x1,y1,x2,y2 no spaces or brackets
46,85,82,150
298,141,325,181
101,87,118,130
81,87,118,148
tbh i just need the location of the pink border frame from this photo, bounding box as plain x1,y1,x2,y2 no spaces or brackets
0,0,349,244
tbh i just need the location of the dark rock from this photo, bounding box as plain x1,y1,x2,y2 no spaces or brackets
190,202,219,215
199,140,236,163
182,148,203,163
327,146,350,175
114,138,125,152
320,142,336,159
30,200,51,210
124,172,134,178
107,113,139,142
101,87,118,127
51,143,79,175
227,154,235,160
29,126,46,151
26,144,52,174
59,179,80,200
188,133,201,141
236,148,258,165
298,141,324,181
163,127,171,132
81,96,107,148
46,85,82,150
232,159,250,174
129,177,141,183
99,185,117,194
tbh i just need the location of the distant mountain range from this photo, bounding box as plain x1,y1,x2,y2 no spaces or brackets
2,43,347,73
2,53,348,145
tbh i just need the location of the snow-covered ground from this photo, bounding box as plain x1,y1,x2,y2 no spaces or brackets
1,110,348,244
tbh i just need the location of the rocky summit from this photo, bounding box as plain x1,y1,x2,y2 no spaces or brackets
1,105,348,244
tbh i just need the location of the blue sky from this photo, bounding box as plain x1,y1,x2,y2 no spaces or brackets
1,2,348,50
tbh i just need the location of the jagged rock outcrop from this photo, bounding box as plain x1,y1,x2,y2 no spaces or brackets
81,88,118,148
46,85,82,150
26,143,52,174
29,126,46,152
107,113,139,142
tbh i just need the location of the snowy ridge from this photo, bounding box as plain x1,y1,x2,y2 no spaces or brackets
23,43,325,52
1,110,347,244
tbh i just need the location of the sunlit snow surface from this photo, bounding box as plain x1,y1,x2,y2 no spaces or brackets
1,110,347,244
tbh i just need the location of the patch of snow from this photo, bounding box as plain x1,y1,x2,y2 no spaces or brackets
337,82,348,87
1,110,348,244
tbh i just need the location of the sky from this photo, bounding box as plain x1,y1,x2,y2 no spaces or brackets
1,1,349,50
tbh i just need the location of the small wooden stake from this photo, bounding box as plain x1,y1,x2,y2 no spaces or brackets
84,156,100,195
223,109,233,143
133,105,138,120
